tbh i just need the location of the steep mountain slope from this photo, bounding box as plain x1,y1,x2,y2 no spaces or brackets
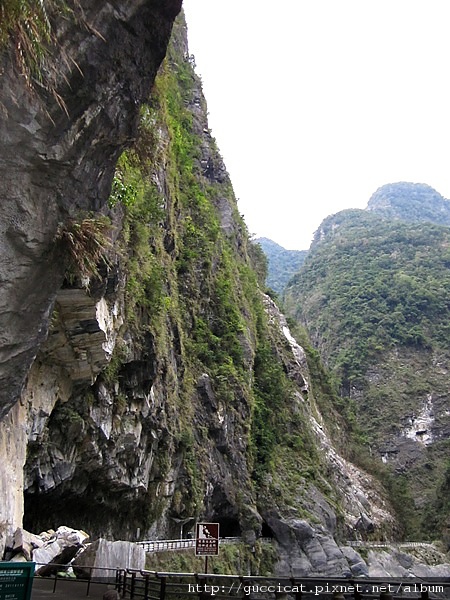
254,238,308,294
284,184,450,538
0,9,398,574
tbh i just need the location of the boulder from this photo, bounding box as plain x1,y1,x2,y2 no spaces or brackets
350,561,369,577
355,512,375,534
36,545,83,576
266,513,359,577
32,526,90,575
340,546,369,577
8,528,44,561
73,538,145,580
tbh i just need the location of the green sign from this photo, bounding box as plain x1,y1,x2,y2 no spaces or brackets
0,562,35,600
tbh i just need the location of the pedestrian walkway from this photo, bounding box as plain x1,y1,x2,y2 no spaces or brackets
346,540,436,549
31,577,112,599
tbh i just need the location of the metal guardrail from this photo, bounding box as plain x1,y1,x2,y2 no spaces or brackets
116,570,450,600
139,537,438,554
28,562,450,599
346,541,436,549
138,539,196,553
137,538,272,553
33,562,119,596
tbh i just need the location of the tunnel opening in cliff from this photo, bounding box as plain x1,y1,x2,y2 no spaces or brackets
213,517,241,538
261,521,275,539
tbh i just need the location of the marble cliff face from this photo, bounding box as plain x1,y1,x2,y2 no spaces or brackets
0,0,182,418
0,4,412,576
0,0,181,551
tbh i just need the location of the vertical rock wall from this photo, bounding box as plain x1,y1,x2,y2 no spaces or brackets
0,0,181,554
0,0,182,418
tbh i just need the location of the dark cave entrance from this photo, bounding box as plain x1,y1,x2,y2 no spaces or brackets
261,521,275,539
23,483,145,540
215,517,241,538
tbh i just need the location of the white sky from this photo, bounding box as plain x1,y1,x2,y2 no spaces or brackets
182,0,450,250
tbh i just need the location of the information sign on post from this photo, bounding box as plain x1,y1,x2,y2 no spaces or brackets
195,522,220,556
0,562,35,600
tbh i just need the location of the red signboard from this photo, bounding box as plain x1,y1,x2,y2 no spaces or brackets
195,523,220,556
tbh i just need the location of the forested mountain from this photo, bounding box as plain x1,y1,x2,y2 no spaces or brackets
254,237,308,294
368,182,450,225
284,183,450,539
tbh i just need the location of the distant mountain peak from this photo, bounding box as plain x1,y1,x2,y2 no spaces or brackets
367,182,450,226
254,237,303,252
253,237,308,294
253,237,285,249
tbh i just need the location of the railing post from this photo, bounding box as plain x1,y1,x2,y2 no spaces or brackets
196,574,208,600
86,566,92,596
122,571,128,598
130,572,136,599
116,569,122,595
291,578,302,600
143,573,150,600
159,576,167,600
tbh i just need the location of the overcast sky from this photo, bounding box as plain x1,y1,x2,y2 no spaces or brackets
182,1,450,250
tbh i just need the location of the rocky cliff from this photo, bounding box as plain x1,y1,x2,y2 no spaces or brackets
0,6,400,575
0,0,182,549
0,0,182,419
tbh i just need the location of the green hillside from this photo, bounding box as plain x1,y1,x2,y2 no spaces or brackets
284,186,450,539
368,182,450,226
285,209,450,390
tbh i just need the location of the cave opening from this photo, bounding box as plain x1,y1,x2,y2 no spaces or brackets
23,483,144,541
215,517,241,538
261,521,275,539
